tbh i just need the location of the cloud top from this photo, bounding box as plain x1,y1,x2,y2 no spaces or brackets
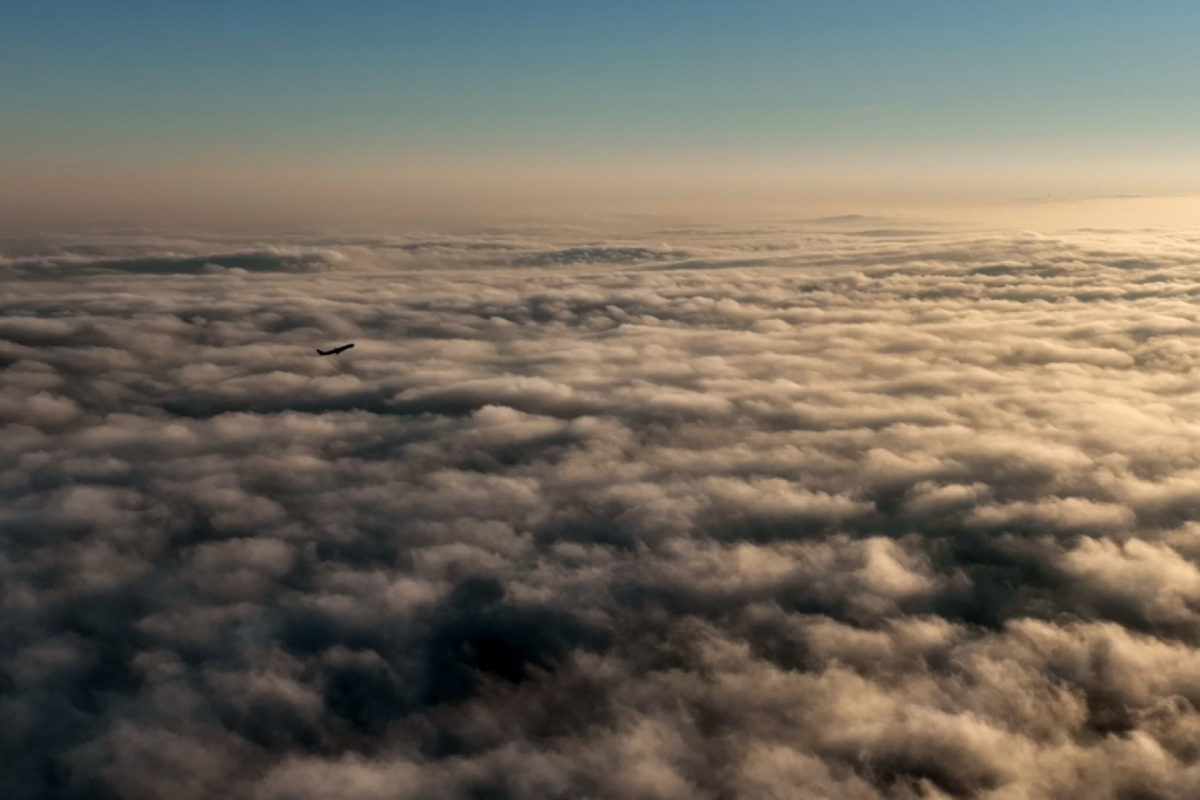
6,224,1200,798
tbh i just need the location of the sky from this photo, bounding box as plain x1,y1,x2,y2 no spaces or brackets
12,7,1200,799
3,1,1200,228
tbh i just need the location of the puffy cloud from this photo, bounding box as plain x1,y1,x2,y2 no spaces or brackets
7,223,1200,798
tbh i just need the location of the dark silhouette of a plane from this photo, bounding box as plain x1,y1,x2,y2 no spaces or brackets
316,343,355,356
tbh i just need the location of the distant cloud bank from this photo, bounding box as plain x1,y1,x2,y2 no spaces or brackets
6,224,1200,798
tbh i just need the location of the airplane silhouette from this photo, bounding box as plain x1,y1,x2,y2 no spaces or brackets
316,343,355,356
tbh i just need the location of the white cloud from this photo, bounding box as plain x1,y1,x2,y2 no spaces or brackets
8,224,1200,798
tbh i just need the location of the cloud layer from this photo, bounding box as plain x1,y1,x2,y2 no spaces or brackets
6,224,1200,799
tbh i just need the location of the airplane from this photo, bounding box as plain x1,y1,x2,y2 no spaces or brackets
316,343,355,356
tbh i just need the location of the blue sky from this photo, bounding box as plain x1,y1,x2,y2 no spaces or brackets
5,1,1198,152
3,2,1199,226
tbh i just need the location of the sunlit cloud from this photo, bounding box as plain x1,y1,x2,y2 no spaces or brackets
7,224,1200,797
